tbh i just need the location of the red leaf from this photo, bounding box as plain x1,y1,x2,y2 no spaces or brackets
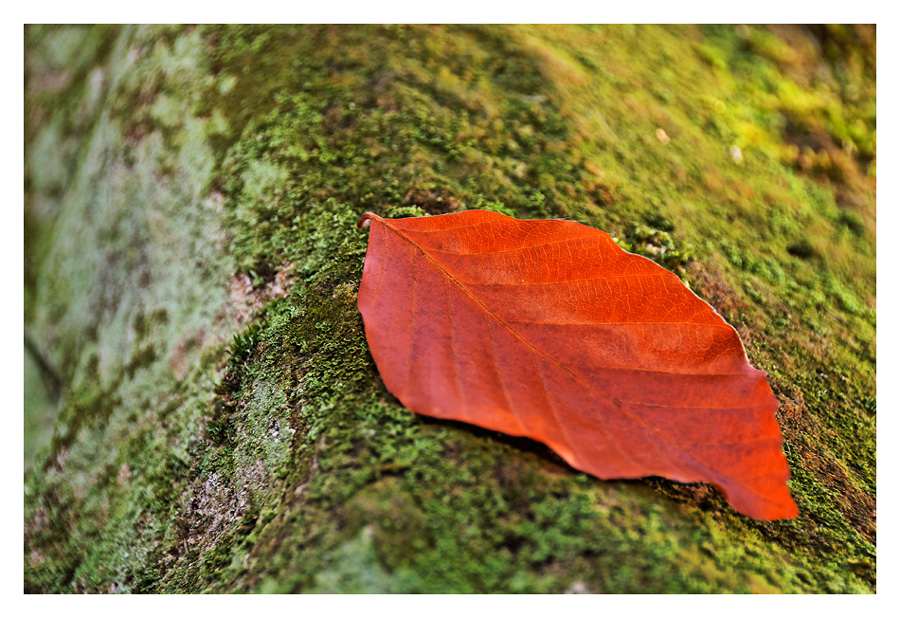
357,210,798,520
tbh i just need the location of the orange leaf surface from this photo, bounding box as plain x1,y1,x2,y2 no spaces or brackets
357,210,798,520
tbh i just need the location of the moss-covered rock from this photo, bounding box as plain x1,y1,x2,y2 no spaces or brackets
25,24,875,593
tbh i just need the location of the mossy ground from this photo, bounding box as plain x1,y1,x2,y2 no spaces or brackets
25,25,875,593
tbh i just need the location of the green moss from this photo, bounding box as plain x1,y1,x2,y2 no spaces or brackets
26,24,874,593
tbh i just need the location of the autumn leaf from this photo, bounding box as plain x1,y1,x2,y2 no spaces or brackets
356,210,798,520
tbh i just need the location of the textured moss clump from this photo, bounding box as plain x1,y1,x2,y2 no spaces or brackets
25,25,874,593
